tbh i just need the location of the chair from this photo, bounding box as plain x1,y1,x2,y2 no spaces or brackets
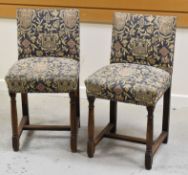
5,8,80,152
85,12,176,169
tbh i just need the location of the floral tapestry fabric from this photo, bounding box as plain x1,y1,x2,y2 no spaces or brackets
5,57,79,93
17,8,80,61
111,13,176,74
85,63,171,106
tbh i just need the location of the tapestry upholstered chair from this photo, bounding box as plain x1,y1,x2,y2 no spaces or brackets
85,12,176,169
5,8,80,152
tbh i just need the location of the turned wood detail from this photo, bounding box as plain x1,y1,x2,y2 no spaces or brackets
87,96,95,158
87,86,171,170
9,92,19,151
9,86,80,153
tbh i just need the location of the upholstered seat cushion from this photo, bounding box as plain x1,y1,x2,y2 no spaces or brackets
85,63,171,106
5,57,79,93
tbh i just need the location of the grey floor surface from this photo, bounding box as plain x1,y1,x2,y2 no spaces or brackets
0,91,188,175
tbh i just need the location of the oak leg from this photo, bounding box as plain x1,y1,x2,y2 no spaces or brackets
9,92,19,151
162,87,171,144
69,92,77,152
76,81,80,127
21,93,30,125
145,106,154,170
110,100,117,133
87,96,95,158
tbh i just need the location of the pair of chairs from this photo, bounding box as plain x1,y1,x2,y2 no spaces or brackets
5,8,176,170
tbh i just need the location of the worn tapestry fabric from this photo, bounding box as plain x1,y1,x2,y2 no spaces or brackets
111,13,176,74
5,57,79,93
17,9,80,61
85,63,171,106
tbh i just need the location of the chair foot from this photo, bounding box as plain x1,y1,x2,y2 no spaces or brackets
87,141,95,158
12,136,19,152
145,152,153,170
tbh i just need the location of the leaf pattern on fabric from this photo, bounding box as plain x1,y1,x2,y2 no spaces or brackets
85,63,171,106
17,8,80,60
85,13,176,106
6,8,80,93
6,57,79,92
111,13,176,74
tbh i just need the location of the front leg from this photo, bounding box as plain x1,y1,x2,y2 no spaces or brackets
145,106,154,170
87,96,95,158
9,92,19,151
70,92,78,152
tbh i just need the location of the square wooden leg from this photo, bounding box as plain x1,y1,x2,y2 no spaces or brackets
87,96,95,158
70,92,78,152
110,100,117,133
76,81,80,128
162,87,171,144
9,92,19,151
145,106,154,170
21,93,30,125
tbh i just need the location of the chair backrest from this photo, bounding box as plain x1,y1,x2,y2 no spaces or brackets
17,8,80,61
110,12,176,74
